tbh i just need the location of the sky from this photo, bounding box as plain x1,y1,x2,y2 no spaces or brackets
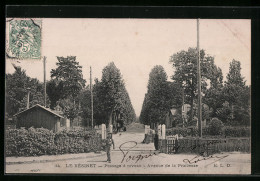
5,19,251,116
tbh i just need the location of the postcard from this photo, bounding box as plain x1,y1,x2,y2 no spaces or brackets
5,18,251,174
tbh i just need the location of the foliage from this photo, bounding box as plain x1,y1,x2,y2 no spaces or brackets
169,48,223,122
208,118,224,135
97,62,136,126
5,64,49,116
49,56,86,125
6,127,55,156
140,65,182,125
223,126,250,137
166,127,197,137
219,60,250,125
166,125,250,138
5,127,101,157
46,79,63,109
175,137,250,154
57,98,80,127
215,101,233,122
50,56,86,99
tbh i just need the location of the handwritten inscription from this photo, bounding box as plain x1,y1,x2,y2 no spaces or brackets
183,154,229,166
119,141,158,163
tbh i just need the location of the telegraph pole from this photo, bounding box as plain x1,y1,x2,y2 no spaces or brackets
27,88,30,109
43,56,47,107
90,66,94,129
197,19,202,137
182,85,185,128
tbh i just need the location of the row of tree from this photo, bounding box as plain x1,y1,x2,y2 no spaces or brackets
139,48,250,126
6,57,136,127
79,62,136,127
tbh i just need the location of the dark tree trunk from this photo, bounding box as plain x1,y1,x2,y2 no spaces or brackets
70,119,73,128
189,95,194,123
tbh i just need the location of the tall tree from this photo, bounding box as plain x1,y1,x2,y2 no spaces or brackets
99,62,136,126
221,59,250,124
50,56,86,99
140,65,174,125
50,56,86,126
169,48,222,122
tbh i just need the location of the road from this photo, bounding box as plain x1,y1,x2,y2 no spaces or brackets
5,123,251,174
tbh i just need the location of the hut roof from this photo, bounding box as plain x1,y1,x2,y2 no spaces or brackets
13,104,64,118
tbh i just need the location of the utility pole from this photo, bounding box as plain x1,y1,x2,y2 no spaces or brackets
182,85,185,128
43,56,47,107
90,66,94,129
27,88,31,109
197,19,202,137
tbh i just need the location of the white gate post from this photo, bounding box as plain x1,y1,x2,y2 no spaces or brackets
102,124,106,139
109,124,113,133
162,124,166,139
145,125,147,134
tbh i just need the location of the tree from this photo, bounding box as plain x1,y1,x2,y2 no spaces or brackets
50,56,86,126
50,56,86,99
6,64,49,116
46,79,63,109
139,65,176,126
80,62,136,127
80,80,107,127
221,60,250,125
57,97,80,127
203,67,224,118
169,48,223,122
98,62,136,126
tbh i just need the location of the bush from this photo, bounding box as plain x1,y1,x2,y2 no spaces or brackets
208,118,224,135
176,137,250,154
5,127,101,157
223,126,250,137
5,127,56,156
166,126,199,137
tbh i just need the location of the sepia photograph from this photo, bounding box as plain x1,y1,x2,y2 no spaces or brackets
5,18,251,174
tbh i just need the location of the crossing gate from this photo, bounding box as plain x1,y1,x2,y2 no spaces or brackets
166,135,179,154
159,135,179,154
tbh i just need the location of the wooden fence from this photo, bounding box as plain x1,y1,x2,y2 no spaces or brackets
159,137,250,155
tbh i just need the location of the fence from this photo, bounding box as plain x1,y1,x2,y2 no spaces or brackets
159,137,250,155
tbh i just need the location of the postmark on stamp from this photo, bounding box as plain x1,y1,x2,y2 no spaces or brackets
6,19,42,59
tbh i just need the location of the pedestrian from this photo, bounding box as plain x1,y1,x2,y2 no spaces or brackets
106,133,115,163
154,130,159,150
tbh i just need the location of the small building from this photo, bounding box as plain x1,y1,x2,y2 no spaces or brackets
165,104,191,128
165,107,181,128
182,104,191,122
14,104,69,132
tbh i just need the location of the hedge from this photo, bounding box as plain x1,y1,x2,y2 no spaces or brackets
175,137,250,154
166,126,250,137
6,127,102,157
223,126,250,137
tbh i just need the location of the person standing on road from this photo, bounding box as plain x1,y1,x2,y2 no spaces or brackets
106,133,115,163
154,130,159,150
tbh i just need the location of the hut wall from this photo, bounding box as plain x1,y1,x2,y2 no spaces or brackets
17,107,59,132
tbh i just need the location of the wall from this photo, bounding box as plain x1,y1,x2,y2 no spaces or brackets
16,107,59,132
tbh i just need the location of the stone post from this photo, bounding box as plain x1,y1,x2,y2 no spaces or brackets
102,124,106,139
162,124,166,140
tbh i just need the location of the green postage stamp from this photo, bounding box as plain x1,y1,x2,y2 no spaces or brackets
6,19,42,59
